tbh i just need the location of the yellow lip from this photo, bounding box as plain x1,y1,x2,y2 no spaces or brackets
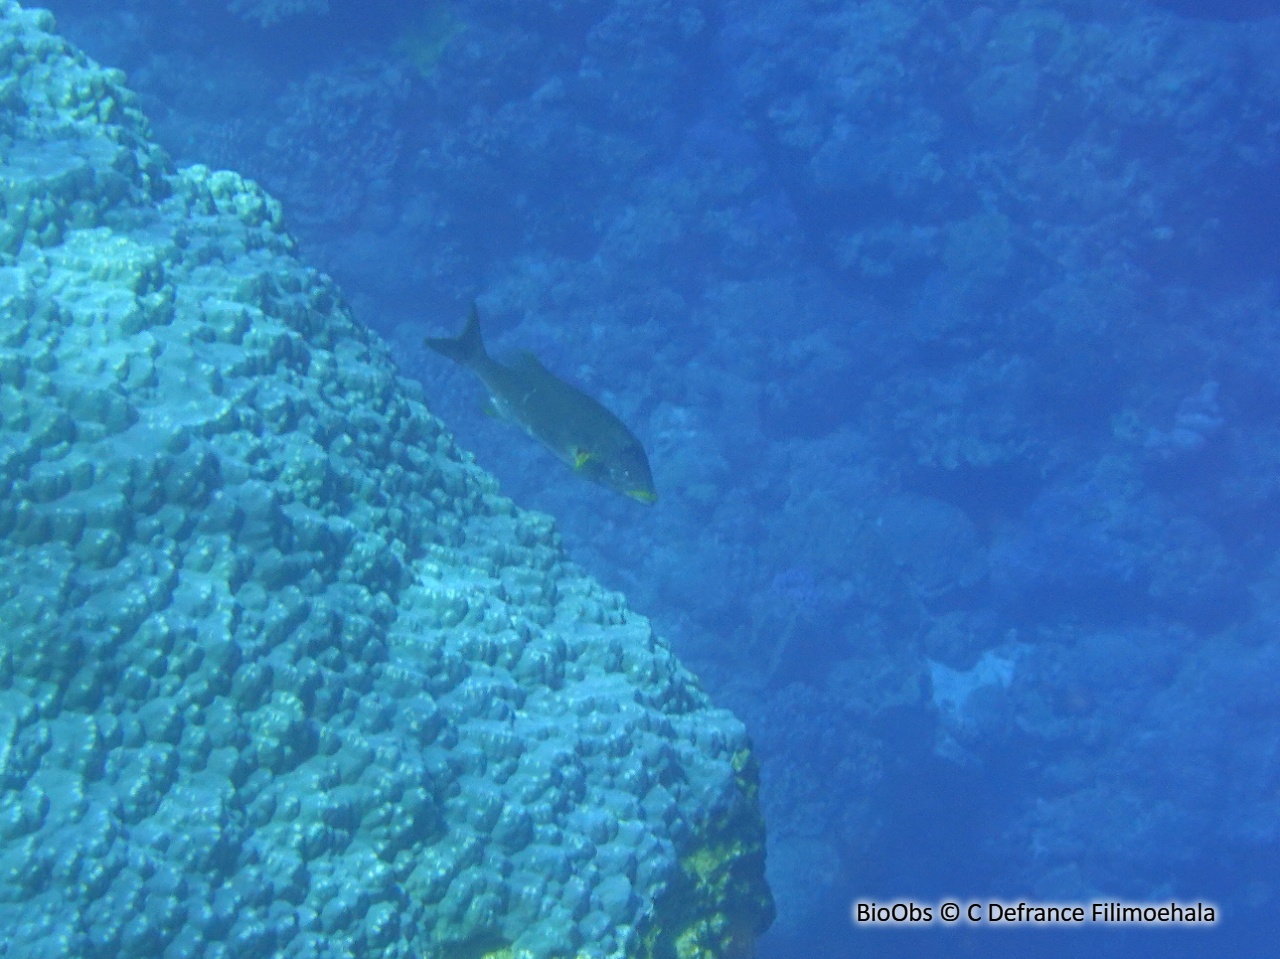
627,489,658,504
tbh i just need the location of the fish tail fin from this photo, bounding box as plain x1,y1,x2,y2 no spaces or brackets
425,303,487,367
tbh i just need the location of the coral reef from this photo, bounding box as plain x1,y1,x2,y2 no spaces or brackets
227,0,327,28
0,4,772,957
27,0,1280,949
266,61,410,231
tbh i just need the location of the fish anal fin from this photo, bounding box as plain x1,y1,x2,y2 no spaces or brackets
483,396,516,422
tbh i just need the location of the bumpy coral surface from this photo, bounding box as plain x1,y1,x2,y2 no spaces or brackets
0,4,772,957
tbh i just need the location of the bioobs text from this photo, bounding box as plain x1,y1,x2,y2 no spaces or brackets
854,902,933,924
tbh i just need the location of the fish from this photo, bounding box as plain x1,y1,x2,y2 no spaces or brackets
424,304,658,504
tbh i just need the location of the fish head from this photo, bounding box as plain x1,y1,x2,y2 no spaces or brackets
574,441,658,504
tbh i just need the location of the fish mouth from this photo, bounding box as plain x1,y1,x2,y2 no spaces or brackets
627,489,658,504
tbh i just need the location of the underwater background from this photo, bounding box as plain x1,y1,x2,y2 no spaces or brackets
12,0,1280,956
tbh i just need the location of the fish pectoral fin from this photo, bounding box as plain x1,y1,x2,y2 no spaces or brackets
572,449,597,470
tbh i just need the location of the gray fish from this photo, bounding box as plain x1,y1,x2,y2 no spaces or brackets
425,305,657,504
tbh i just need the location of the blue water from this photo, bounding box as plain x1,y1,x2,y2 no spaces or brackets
40,0,1280,956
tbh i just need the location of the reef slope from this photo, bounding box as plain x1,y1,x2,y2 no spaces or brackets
0,4,772,958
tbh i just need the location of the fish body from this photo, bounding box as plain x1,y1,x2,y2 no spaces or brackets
425,305,658,504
